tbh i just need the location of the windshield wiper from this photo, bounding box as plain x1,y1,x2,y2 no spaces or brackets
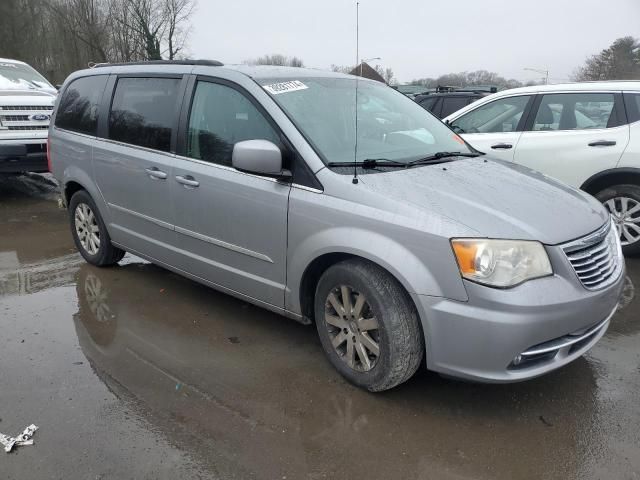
326,158,408,169
407,151,483,166
326,152,484,170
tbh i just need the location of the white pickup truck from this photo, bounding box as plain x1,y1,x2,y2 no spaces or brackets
0,58,56,173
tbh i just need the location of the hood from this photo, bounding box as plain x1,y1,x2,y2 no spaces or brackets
0,89,56,101
358,158,608,245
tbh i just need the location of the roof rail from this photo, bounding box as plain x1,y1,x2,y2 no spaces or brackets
91,59,223,68
435,85,498,94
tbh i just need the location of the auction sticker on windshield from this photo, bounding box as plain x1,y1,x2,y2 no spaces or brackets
263,81,308,95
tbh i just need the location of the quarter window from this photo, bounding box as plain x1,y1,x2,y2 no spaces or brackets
533,93,616,131
55,75,108,135
109,77,181,152
187,81,279,166
450,95,530,134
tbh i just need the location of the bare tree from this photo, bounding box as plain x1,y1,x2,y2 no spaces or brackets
106,0,144,62
330,64,353,74
374,65,396,85
47,0,110,63
0,0,196,83
410,70,522,90
164,0,194,59
118,0,164,60
246,54,305,67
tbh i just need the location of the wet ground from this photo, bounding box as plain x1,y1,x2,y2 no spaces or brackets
0,173,638,480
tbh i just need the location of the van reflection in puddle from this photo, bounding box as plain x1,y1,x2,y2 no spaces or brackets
71,262,611,480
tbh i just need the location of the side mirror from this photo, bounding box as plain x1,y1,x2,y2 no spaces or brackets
232,140,291,179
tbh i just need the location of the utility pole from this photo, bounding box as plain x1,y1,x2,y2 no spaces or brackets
524,67,549,85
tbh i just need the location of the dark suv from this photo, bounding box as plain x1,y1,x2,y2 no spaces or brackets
415,86,497,119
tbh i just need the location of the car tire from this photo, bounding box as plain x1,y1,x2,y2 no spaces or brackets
69,190,125,266
596,184,640,256
314,259,424,392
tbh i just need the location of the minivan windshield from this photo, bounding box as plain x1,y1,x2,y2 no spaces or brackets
259,76,473,165
0,61,54,92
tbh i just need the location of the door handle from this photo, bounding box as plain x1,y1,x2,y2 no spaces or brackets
491,143,513,150
588,140,616,147
175,175,200,188
145,167,167,180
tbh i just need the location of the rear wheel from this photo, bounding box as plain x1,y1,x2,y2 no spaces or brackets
314,259,424,392
69,190,125,266
596,184,640,256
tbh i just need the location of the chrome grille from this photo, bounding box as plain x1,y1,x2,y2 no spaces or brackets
562,220,623,290
1,115,29,121
6,125,48,130
0,106,51,131
0,105,53,111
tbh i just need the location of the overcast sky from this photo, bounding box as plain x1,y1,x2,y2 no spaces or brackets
190,0,640,84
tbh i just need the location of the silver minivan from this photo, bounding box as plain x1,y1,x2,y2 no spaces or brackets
50,61,625,391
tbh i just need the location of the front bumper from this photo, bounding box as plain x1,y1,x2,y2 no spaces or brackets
0,143,47,173
412,262,625,383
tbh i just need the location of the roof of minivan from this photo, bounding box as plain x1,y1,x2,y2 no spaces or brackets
78,62,366,82
226,65,355,80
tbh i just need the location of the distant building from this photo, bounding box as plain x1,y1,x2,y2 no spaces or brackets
349,62,386,83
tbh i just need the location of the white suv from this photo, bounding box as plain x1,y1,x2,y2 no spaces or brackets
444,82,640,255
0,58,56,174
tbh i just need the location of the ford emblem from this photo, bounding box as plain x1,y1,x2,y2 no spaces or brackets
30,114,50,121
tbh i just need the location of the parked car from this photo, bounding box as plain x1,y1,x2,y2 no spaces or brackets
0,58,56,173
50,61,624,391
415,86,497,119
444,82,640,254
392,84,432,100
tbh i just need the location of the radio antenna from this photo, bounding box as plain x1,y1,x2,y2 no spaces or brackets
352,1,360,185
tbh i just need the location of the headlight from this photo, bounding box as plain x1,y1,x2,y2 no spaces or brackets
451,239,552,288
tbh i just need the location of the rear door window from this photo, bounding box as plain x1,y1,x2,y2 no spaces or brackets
108,77,181,152
55,75,108,135
418,97,438,113
441,96,471,118
532,93,616,131
430,97,443,117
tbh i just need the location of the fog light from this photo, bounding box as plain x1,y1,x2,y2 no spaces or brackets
512,354,523,366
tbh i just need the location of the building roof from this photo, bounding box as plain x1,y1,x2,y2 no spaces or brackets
349,62,386,83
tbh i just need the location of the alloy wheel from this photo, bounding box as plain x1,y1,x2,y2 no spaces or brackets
75,203,101,255
604,197,640,246
324,285,380,372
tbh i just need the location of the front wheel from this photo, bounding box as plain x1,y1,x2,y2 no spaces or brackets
314,259,424,392
596,184,640,256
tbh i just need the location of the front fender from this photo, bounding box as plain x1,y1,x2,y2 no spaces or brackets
286,226,468,315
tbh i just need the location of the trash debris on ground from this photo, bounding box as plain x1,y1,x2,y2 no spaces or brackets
0,424,38,453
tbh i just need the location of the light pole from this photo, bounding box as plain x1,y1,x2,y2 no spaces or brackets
524,67,549,85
